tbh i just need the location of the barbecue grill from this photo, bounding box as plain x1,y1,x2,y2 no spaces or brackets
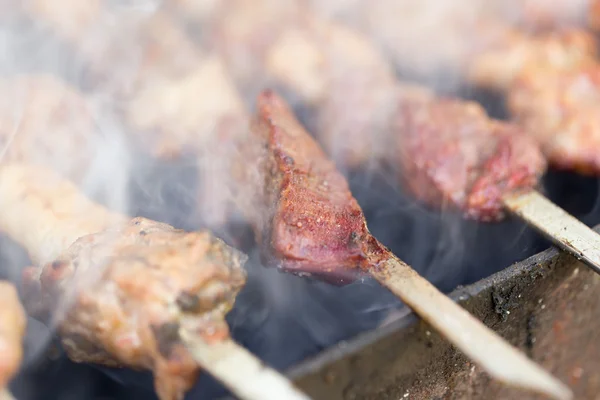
1,1,600,399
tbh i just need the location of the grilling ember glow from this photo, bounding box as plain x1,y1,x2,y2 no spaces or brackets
1,0,600,399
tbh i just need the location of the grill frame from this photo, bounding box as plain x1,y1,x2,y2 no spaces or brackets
287,225,600,400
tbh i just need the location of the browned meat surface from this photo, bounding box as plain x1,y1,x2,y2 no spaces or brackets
234,90,386,283
468,28,597,91
395,86,546,221
0,282,25,390
22,218,246,400
204,0,302,98
508,64,600,174
0,75,97,183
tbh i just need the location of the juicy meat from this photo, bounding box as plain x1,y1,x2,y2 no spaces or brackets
507,64,600,174
468,28,597,91
0,75,97,183
22,217,247,400
395,86,546,221
235,90,385,283
0,282,26,390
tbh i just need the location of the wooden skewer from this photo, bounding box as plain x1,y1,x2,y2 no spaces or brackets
0,164,309,400
503,190,600,274
180,331,310,400
368,255,572,400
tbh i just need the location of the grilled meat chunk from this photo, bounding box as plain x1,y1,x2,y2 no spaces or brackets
395,86,546,221
468,28,597,91
0,282,25,390
266,16,398,169
22,217,247,400
235,90,385,283
508,64,600,174
0,75,97,183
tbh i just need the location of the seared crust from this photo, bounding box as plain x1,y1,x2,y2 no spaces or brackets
395,86,546,221
508,64,600,174
22,217,247,400
235,91,384,283
0,282,25,390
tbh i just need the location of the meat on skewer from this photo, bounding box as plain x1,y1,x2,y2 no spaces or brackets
0,164,308,400
507,64,600,175
231,90,571,400
305,0,597,92
394,85,546,221
0,282,26,399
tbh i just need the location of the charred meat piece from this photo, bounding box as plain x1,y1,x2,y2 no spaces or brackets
395,85,546,221
0,282,26,391
22,217,247,400
468,28,597,91
508,64,600,175
234,90,385,283
0,75,97,183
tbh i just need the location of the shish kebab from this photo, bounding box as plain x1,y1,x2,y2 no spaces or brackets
193,3,600,274
0,164,309,400
16,3,573,396
0,73,307,399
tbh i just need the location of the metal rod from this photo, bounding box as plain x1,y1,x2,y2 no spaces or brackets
369,254,573,400
502,190,600,275
180,330,311,400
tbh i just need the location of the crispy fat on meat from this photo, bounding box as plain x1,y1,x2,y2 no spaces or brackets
508,64,600,174
468,28,597,91
0,75,97,183
0,282,26,390
235,91,385,283
395,86,546,221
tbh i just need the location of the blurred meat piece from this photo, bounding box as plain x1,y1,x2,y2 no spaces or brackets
0,164,247,400
590,0,600,30
493,0,590,30
234,90,384,283
25,2,203,96
0,282,25,391
0,74,98,183
266,16,398,169
468,28,597,91
125,55,247,228
395,85,546,221
508,64,600,174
